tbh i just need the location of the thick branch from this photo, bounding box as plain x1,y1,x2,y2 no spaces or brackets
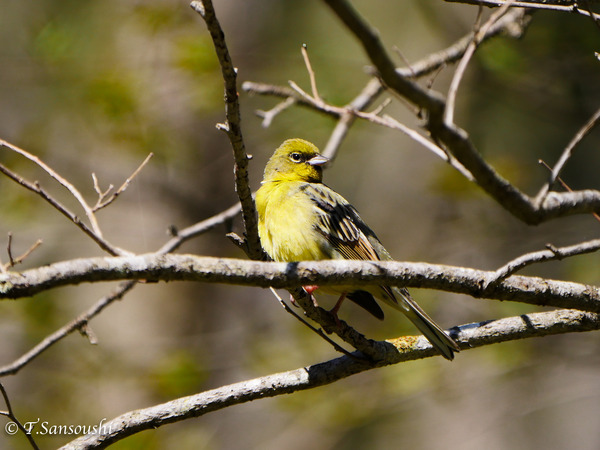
322,0,600,224
1,254,600,313
60,308,600,449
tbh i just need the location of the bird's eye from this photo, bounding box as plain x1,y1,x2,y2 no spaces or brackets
289,152,302,162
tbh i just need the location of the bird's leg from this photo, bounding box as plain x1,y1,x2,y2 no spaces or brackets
329,293,347,326
303,285,320,307
288,294,299,307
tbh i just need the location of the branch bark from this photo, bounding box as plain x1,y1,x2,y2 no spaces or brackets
1,254,599,314
59,307,600,449
191,0,263,260
320,0,600,224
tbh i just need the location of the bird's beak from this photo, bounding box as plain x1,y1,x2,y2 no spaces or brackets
308,155,329,166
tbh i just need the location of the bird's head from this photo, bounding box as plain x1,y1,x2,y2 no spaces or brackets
262,138,328,184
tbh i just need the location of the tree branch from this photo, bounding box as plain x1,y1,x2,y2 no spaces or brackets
1,254,600,314
92,153,153,212
0,161,126,256
190,0,263,260
246,79,474,178
445,0,600,21
536,106,600,200
321,0,600,224
486,238,600,286
0,139,103,238
0,382,39,449
0,281,136,376
59,307,600,449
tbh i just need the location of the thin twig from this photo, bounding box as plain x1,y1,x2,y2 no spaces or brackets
256,97,296,128
537,106,600,201
92,173,113,202
399,9,528,79
485,238,600,287
392,45,418,78
0,162,125,256
0,382,40,449
6,232,14,267
157,200,243,254
288,80,323,106
0,201,243,375
381,114,475,180
370,98,392,116
580,0,600,30
0,139,103,237
6,238,43,269
538,159,600,223
445,1,515,125
243,81,334,114
258,74,475,179
0,281,136,376
322,78,384,161
301,44,321,101
0,193,243,375
445,0,600,21
93,153,154,212
269,288,359,359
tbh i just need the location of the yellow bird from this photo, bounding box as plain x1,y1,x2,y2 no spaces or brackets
256,138,460,360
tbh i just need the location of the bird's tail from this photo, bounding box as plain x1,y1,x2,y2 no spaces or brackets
392,288,460,360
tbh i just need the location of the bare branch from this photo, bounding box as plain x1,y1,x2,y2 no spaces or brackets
301,44,321,101
0,139,103,237
321,0,600,224
485,238,600,286
157,200,242,254
0,382,40,449
0,193,244,375
2,255,600,315
190,0,263,260
537,106,600,200
0,281,136,376
251,71,474,177
538,159,600,223
5,236,43,269
322,78,384,161
269,288,359,358
0,197,244,375
0,162,126,256
445,1,515,125
243,81,333,115
92,153,154,212
244,8,527,165
60,308,600,449
381,114,474,180
256,97,296,128
445,0,600,21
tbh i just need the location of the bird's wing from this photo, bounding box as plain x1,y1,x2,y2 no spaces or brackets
301,183,382,261
303,183,402,306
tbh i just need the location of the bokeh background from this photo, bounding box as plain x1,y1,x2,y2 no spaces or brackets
1,0,600,449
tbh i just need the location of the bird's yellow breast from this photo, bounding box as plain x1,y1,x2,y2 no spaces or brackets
256,180,330,262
